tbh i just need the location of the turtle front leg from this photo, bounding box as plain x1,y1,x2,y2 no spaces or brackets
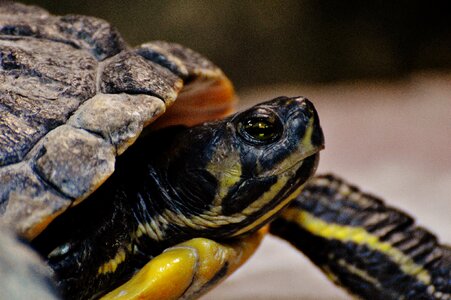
101,228,266,300
270,174,451,300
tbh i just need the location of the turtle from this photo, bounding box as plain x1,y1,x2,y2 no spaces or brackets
0,2,449,300
0,2,323,299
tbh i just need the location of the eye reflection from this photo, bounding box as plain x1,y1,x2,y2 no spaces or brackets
238,116,282,144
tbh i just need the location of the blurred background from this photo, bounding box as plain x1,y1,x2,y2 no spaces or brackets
21,1,451,299
21,0,451,88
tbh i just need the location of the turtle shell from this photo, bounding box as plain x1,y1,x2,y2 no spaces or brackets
0,3,236,240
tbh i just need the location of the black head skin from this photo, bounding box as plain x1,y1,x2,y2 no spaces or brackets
33,96,324,299
154,96,324,239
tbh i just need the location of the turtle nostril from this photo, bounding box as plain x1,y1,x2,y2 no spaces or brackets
292,97,313,115
294,97,307,104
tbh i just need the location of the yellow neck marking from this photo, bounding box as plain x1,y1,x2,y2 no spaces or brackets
283,208,432,285
156,163,302,236
301,118,314,147
98,248,127,275
231,174,305,237
206,147,242,207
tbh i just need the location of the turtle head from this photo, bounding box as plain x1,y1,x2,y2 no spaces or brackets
163,96,324,238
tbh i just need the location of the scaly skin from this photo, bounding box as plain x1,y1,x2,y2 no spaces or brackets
270,174,451,300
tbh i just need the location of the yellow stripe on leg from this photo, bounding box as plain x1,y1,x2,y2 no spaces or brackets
282,208,432,285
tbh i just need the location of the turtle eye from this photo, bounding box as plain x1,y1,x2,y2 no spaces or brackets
238,116,282,144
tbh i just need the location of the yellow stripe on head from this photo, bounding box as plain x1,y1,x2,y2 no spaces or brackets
231,174,307,237
150,96,323,241
206,148,242,207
